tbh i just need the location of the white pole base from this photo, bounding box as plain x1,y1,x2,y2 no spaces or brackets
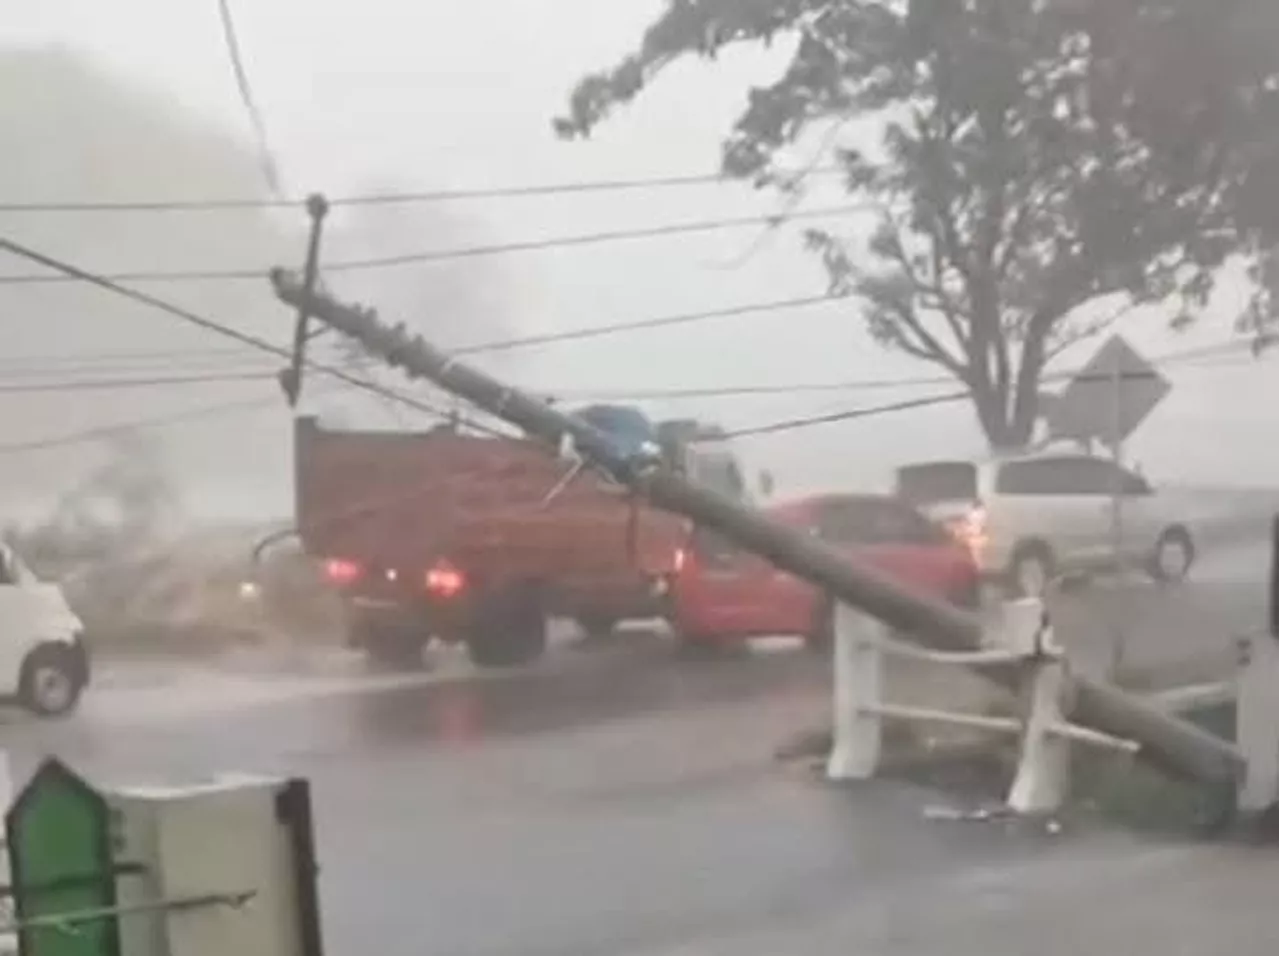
1006,657,1071,815
1237,633,1278,813
827,602,885,781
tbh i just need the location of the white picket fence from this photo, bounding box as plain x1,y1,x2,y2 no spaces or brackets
827,597,1278,816
827,599,1138,812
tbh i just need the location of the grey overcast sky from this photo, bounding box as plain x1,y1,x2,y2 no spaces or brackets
2,0,1275,521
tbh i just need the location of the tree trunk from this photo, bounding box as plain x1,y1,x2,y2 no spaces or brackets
972,382,1036,451
1008,323,1051,448
970,342,1046,453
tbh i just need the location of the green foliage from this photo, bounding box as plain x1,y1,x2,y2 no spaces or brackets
557,0,1276,447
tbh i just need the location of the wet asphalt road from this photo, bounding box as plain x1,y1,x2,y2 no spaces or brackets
0,541,1274,955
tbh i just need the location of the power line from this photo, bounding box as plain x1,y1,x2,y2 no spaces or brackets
717,391,973,439
560,376,956,402
0,294,849,377
453,294,843,355
0,167,842,214
0,234,1257,450
0,235,509,439
712,341,1259,439
214,0,282,197
0,204,871,285
0,337,1253,399
0,344,254,371
0,339,1256,451
0,392,287,453
557,343,1258,402
0,296,1253,382
0,370,276,393
0,286,1255,383
0,353,1250,455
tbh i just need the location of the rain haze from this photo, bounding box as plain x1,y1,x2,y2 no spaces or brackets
0,4,1275,955
4,0,1275,525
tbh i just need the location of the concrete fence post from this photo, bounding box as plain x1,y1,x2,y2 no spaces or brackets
1001,600,1072,814
827,601,888,781
1236,632,1278,813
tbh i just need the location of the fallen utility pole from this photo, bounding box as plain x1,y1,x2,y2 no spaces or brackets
269,268,1244,789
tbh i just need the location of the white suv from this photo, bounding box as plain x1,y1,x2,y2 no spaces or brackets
895,453,1196,597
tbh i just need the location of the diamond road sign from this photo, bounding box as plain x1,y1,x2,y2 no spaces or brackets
1045,335,1171,448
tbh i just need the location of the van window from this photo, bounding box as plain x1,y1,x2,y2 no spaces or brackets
1118,467,1151,496
896,462,978,503
996,457,1116,496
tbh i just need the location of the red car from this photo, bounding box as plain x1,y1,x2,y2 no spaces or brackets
667,493,981,649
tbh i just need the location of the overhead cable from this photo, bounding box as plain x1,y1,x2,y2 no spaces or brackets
0,167,842,214
214,0,283,197
0,204,873,284
0,235,509,438
0,335,1254,401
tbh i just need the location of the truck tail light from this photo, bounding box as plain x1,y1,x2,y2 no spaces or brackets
946,503,987,561
323,558,362,586
425,561,466,598
673,547,688,573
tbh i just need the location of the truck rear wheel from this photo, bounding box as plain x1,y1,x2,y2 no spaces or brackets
466,584,547,668
673,629,730,659
575,614,619,643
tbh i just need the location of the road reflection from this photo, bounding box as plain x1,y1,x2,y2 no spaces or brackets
346,633,825,750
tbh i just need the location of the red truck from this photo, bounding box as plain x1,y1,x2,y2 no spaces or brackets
293,413,749,668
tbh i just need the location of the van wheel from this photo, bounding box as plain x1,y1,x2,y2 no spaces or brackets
19,645,84,717
467,584,547,668
1007,543,1054,599
1150,528,1195,583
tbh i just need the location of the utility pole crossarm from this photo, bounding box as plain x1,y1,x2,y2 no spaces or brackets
268,268,1244,790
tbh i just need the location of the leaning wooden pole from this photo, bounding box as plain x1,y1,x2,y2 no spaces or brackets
269,268,1244,789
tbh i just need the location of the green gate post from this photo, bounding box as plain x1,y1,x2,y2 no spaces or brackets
4,759,119,956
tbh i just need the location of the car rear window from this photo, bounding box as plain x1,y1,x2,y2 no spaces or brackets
896,462,978,503
689,526,741,563
819,498,950,545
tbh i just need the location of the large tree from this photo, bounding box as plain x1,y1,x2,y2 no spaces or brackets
556,0,1276,448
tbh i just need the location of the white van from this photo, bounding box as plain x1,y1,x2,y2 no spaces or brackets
895,453,1196,598
0,542,90,716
